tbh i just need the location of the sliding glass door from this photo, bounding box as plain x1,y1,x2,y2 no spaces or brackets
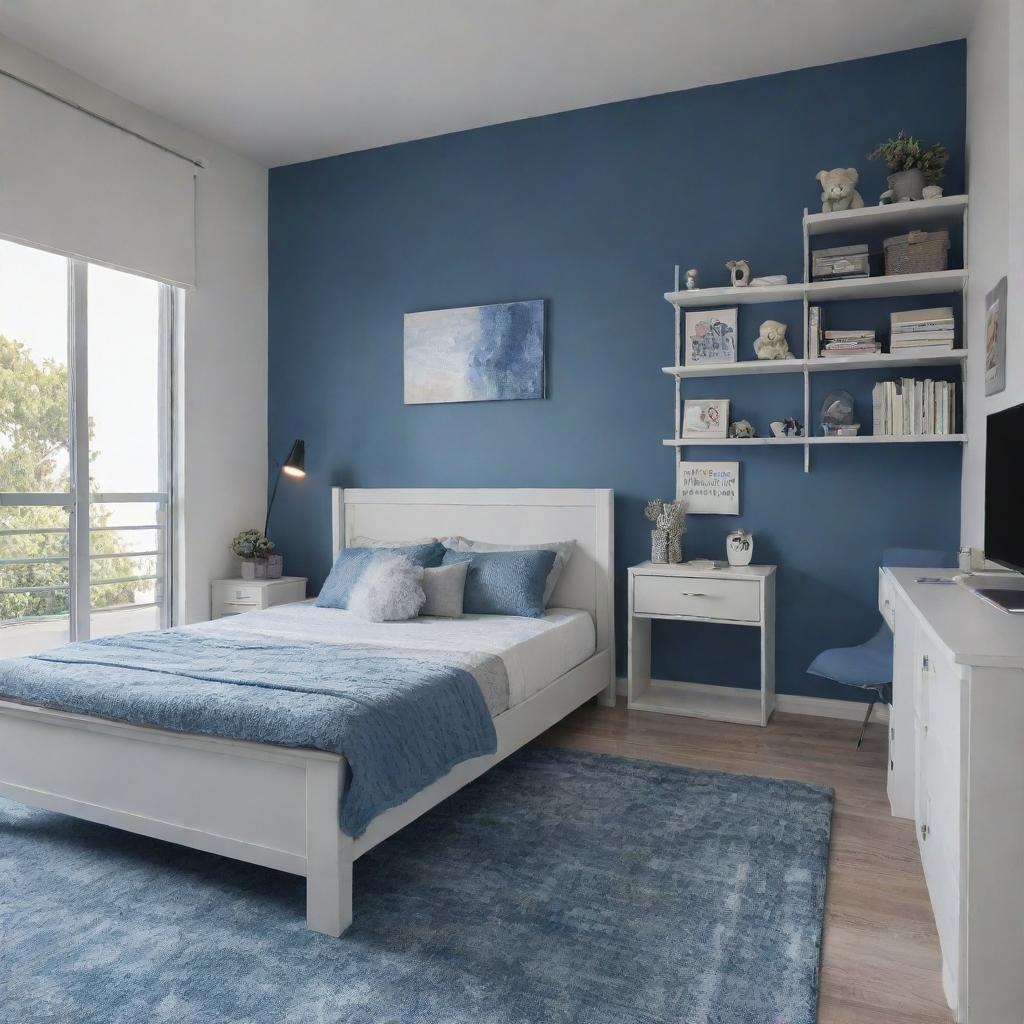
0,238,174,657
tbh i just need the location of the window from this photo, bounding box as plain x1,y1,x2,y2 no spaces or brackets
0,238,174,656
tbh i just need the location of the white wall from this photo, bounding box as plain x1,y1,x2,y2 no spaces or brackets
962,0,1023,547
0,34,268,623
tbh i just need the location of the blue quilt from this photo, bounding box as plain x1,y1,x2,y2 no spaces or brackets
0,630,498,837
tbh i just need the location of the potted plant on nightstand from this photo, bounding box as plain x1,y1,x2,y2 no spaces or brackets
868,130,948,202
231,529,281,580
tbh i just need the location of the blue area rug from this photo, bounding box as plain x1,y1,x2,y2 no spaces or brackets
0,746,832,1024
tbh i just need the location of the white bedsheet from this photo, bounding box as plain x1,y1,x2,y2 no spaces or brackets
197,601,596,710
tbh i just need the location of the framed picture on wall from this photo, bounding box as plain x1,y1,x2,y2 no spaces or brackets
676,461,740,515
684,308,738,364
681,399,730,438
985,276,1007,396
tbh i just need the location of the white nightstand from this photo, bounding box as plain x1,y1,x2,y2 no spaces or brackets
211,576,308,619
627,561,776,726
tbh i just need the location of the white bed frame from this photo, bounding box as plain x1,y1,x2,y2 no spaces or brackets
0,488,615,935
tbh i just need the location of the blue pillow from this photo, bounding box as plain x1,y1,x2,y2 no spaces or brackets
441,549,556,618
316,543,444,610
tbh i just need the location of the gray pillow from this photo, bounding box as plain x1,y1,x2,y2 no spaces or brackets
442,537,574,606
421,560,469,618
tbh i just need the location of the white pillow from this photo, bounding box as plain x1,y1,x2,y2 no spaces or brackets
441,536,575,606
350,535,437,548
347,554,425,621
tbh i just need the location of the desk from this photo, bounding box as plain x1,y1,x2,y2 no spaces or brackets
627,561,775,726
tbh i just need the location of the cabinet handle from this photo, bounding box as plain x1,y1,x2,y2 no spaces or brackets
922,654,930,670
920,823,930,841
679,592,709,597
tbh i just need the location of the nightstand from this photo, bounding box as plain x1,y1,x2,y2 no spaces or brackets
211,577,308,619
627,561,776,726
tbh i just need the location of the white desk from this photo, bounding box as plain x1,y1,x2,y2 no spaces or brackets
627,561,775,726
880,567,1024,1023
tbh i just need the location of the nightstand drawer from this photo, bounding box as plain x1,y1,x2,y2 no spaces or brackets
633,574,760,622
222,587,260,605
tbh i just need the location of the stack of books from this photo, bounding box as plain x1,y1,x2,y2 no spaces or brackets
872,378,957,436
820,330,881,358
889,307,955,357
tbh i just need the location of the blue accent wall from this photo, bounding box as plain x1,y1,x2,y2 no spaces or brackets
268,42,966,700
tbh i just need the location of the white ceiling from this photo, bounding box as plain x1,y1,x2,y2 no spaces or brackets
0,1,974,168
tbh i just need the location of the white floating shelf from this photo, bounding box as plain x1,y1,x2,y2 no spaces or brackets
661,360,804,378
662,437,805,446
804,194,968,237
807,434,966,444
806,269,967,301
663,349,968,378
805,349,967,372
664,283,804,307
664,434,966,447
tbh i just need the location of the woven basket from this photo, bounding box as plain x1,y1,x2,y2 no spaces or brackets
883,229,949,275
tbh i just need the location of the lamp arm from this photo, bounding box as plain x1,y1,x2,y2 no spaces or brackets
264,466,282,538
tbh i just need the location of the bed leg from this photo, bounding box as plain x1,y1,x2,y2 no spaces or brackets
305,758,354,937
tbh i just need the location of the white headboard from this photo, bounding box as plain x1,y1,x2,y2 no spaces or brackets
331,487,615,660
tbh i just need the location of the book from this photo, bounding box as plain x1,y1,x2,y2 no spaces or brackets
889,344,956,359
807,305,822,358
890,322,955,334
891,306,954,325
890,334,955,347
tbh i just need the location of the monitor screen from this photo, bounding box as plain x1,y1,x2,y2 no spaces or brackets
985,403,1024,572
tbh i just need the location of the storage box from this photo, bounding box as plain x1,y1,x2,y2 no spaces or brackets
812,244,870,280
883,230,949,275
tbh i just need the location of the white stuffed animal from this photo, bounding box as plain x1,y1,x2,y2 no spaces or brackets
753,320,792,360
816,167,865,212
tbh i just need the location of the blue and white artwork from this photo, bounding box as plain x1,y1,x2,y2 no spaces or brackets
404,300,545,405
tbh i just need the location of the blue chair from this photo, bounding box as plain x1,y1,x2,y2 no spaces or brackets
807,547,950,748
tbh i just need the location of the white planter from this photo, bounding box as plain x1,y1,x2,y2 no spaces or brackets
240,559,268,580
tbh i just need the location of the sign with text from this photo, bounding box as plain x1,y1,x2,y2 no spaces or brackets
677,461,740,514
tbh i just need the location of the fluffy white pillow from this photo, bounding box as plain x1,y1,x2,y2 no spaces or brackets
347,554,425,621
441,537,575,606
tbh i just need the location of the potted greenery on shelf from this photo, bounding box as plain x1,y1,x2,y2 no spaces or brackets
231,529,282,579
868,131,948,202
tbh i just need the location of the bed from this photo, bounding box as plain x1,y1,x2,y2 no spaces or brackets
0,487,615,935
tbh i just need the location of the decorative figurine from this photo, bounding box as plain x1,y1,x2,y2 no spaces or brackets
783,417,804,437
644,498,686,564
815,167,865,212
753,319,793,360
820,389,860,435
922,185,944,200
726,259,751,287
726,529,754,567
728,419,756,439
685,268,699,290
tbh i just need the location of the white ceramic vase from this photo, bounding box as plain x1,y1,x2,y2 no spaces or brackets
726,529,754,567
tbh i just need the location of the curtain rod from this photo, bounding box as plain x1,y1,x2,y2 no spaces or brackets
1,66,205,169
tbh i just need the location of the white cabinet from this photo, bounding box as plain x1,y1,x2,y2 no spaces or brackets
882,568,1024,1023
211,577,307,619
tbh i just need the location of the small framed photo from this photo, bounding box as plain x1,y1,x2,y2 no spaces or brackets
681,398,730,438
685,308,738,364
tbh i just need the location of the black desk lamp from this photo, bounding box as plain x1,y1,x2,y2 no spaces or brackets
265,439,305,537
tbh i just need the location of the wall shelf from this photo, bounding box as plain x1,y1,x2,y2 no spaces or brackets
804,194,969,237
663,349,967,378
665,196,969,475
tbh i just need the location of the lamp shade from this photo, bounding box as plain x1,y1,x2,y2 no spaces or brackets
282,439,305,478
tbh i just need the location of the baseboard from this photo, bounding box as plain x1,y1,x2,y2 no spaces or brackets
614,677,889,724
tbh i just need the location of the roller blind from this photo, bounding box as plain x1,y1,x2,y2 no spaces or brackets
0,72,196,287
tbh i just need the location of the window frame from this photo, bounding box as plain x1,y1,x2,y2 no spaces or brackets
0,247,175,643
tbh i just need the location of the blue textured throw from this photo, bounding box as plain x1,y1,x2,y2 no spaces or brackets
0,630,497,836
0,747,832,1023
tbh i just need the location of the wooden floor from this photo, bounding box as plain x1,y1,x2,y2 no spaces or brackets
538,700,953,1024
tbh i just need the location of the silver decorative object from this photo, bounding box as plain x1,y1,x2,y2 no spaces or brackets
820,389,859,436
728,419,756,438
725,259,751,287
645,498,686,564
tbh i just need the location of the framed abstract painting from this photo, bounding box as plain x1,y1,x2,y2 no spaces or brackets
404,299,545,404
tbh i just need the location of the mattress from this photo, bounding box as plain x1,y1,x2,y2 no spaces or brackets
198,601,596,711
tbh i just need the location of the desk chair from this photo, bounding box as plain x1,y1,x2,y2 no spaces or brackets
807,547,950,748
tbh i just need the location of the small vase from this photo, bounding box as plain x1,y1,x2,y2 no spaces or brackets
240,558,268,580
726,530,754,567
667,535,682,564
651,529,668,564
888,169,926,202
266,554,284,579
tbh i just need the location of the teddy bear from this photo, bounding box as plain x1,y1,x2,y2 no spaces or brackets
816,167,865,212
753,319,792,360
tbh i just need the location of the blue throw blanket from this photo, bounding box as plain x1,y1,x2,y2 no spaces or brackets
0,630,498,837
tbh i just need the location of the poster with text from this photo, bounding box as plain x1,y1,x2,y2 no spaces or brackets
676,461,740,514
